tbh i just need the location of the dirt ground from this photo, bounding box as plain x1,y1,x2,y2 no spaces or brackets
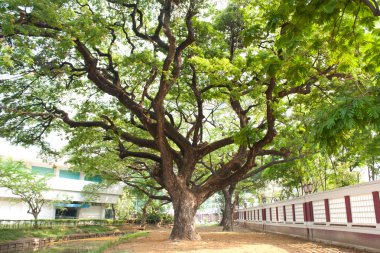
107,225,365,253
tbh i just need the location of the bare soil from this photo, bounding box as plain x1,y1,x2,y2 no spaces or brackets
107,225,364,253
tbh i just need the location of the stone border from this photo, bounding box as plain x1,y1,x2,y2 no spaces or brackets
0,231,126,252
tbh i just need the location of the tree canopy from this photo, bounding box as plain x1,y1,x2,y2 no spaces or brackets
0,0,379,240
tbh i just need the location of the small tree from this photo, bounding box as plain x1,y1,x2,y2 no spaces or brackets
115,189,134,220
0,158,49,227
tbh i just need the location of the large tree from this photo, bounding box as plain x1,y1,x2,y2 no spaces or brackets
0,0,379,240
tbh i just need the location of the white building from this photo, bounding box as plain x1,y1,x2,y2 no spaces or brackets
196,194,222,224
0,160,123,220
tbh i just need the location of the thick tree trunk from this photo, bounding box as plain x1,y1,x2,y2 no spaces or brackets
169,191,200,240
219,207,226,226
223,207,234,231
222,188,233,231
221,183,238,231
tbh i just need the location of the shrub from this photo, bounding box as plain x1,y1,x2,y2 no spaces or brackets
135,212,173,225
0,219,126,229
160,213,173,225
146,213,161,224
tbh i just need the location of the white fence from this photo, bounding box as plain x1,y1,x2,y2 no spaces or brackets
236,180,380,227
235,181,380,252
235,180,380,251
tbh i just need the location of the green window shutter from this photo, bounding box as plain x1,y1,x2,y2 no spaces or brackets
59,170,80,180
31,166,54,176
84,175,103,183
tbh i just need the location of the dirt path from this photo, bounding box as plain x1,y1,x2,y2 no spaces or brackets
107,225,363,253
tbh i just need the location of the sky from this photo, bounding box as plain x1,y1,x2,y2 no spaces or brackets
0,137,67,166
0,138,41,161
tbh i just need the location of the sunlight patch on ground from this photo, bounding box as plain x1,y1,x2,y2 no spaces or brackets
158,244,289,253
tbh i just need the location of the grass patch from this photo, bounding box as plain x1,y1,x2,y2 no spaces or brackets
196,222,219,227
91,231,149,253
0,225,119,243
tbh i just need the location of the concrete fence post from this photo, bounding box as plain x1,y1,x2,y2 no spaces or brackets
309,202,314,222
324,199,330,225
292,204,296,223
345,196,352,227
372,191,380,229
269,208,272,222
303,203,308,222
276,207,279,222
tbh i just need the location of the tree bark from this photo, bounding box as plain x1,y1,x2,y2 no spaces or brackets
219,206,226,227
221,183,238,231
111,204,116,220
32,213,38,228
169,191,200,240
140,199,150,227
222,189,233,231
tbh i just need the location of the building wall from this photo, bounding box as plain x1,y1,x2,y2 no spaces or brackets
0,161,123,220
78,205,105,219
0,198,109,220
44,177,122,203
0,198,55,220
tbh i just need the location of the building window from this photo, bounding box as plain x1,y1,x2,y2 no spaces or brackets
55,207,78,219
31,166,54,176
84,175,103,183
105,209,114,219
59,170,80,180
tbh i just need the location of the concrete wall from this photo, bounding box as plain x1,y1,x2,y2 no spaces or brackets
0,161,124,205
45,178,123,203
236,180,380,252
0,179,122,204
0,198,55,220
0,198,106,220
0,161,123,221
239,221,380,252
78,205,105,219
